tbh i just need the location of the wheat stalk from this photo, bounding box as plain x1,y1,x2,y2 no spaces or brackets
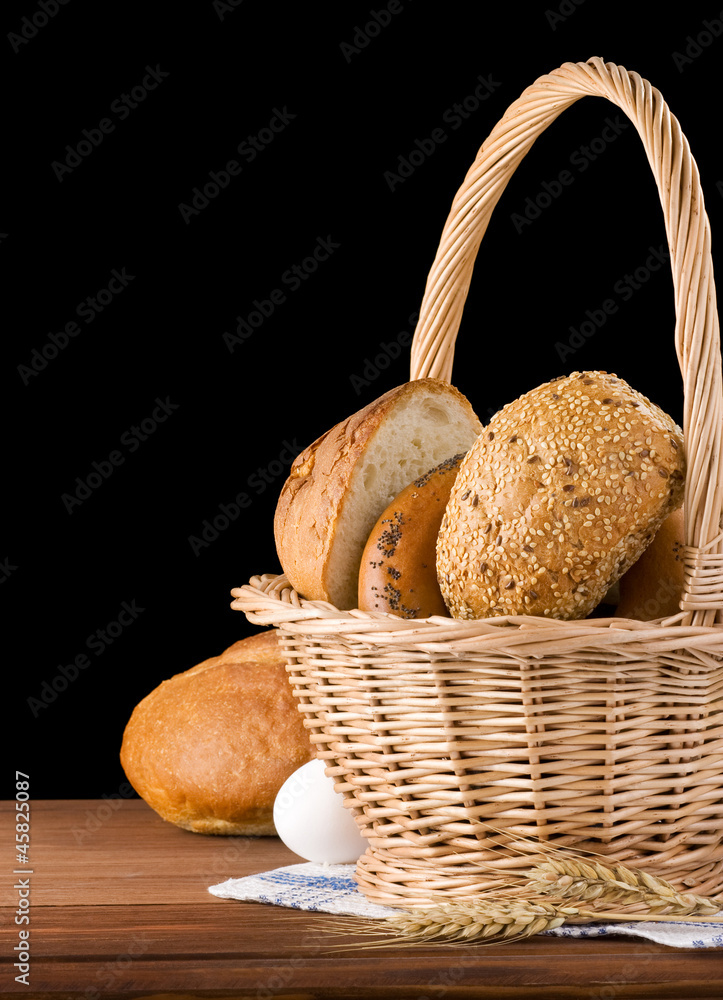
324,895,723,950
326,897,723,950
527,857,723,916
324,823,723,948
322,848,723,949
321,897,575,949
379,897,573,944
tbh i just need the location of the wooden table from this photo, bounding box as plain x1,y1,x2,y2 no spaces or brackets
2,799,722,998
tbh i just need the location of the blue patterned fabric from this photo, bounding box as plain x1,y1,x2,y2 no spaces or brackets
209,862,723,948
210,862,393,917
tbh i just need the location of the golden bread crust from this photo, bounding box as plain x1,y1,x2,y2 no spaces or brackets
615,506,686,620
437,371,685,620
274,378,482,608
120,630,313,835
357,453,465,618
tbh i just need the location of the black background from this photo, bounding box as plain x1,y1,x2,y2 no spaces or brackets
5,1,721,798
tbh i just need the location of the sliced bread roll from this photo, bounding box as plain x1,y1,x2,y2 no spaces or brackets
274,378,482,609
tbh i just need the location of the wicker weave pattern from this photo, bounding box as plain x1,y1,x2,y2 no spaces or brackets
232,59,723,906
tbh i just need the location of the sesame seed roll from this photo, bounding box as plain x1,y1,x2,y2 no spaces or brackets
436,371,685,620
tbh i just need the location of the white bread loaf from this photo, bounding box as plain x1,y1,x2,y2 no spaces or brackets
120,630,313,835
274,378,482,609
437,371,685,621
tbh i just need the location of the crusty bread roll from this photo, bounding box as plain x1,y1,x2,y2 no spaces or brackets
357,453,465,618
615,506,686,620
437,371,685,620
274,378,482,609
120,630,313,835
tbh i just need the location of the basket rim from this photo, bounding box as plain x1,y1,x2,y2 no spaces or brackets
231,574,723,654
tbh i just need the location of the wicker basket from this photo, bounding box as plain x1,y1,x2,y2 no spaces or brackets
232,57,723,906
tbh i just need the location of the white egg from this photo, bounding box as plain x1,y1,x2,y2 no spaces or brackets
273,758,367,864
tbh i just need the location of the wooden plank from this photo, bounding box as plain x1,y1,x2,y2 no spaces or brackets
4,898,723,997
0,798,300,905
1,801,722,998
4,908,723,1000
5,946,723,999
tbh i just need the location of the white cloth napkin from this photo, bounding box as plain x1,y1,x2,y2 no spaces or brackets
209,861,723,948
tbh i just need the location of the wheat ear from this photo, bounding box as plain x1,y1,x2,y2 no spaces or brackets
527,858,723,916
369,897,574,945
325,899,723,949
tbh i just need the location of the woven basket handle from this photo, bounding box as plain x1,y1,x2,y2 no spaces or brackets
409,57,723,627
